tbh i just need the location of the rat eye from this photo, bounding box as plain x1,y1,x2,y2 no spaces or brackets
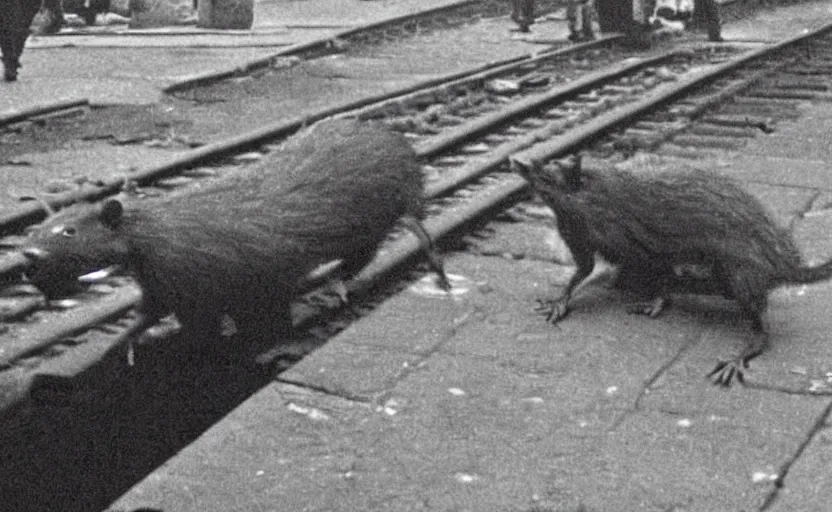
62,227,78,237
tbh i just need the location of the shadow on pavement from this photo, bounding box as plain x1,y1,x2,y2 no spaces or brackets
0,335,271,512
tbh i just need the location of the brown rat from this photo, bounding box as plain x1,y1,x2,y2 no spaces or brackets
512,155,832,386
22,119,450,359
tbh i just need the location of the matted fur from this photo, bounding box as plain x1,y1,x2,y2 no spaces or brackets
513,157,832,385
519,161,831,293
23,119,433,341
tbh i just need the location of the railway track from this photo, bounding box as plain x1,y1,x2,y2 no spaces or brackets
3,17,832,512
164,0,570,94
3,24,831,401
0,40,741,374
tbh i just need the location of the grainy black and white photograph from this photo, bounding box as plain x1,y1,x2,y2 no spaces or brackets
1,0,832,510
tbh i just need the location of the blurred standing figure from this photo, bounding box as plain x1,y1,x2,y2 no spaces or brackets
695,0,722,41
567,0,595,42
0,0,43,81
40,0,66,34
510,0,535,32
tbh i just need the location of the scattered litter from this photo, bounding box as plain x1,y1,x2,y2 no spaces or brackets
802,209,832,218
144,139,172,148
286,402,330,421
448,387,466,396
521,397,544,404
233,151,264,163
49,298,79,309
520,74,550,87
485,79,521,95
454,473,479,483
327,38,348,51
752,471,778,483
271,56,301,69
516,332,549,342
409,273,471,297
220,315,238,336
78,265,121,283
605,386,618,395
255,470,265,476
808,380,828,393
677,419,692,428
654,66,676,81
377,398,400,416
459,142,491,154
306,259,343,281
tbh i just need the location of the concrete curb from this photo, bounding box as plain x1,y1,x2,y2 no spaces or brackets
161,0,481,93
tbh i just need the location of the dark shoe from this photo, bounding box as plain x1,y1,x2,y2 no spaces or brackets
570,31,595,43
513,17,533,33
39,10,65,35
2,58,18,82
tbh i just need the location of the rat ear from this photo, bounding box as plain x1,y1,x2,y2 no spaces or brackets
99,199,124,228
509,155,537,178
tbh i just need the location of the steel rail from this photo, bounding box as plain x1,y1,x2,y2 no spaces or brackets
413,51,679,160
0,38,617,241
6,21,831,382
0,36,792,370
515,22,832,166
162,0,567,93
0,48,677,368
0,98,89,128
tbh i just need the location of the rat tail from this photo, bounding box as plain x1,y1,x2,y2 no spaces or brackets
790,257,832,284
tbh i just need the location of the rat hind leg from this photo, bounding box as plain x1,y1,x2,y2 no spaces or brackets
708,266,770,387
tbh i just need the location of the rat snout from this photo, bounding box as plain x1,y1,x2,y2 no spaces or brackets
22,247,50,261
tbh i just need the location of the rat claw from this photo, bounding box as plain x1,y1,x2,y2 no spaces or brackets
707,358,749,388
707,360,741,387
437,274,452,292
722,367,735,387
534,298,569,323
708,360,728,378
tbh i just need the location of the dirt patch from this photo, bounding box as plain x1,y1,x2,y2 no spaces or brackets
0,104,194,165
